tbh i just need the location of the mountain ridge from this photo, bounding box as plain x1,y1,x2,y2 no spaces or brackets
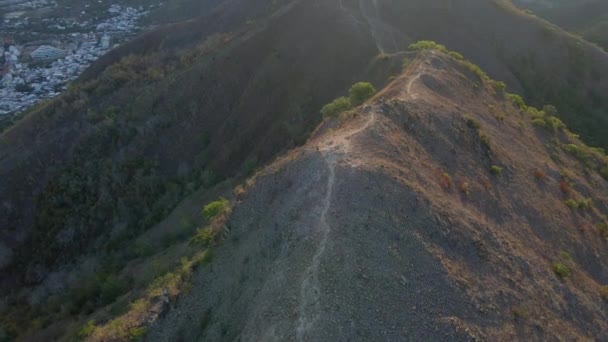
145,49,608,341
2,0,608,339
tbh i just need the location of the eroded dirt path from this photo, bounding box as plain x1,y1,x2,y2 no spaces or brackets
295,154,336,341
295,69,426,336
322,111,377,155
406,71,423,100
296,111,376,340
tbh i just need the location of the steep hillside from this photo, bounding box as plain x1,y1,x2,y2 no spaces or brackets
513,0,608,50
3,0,608,275
0,0,391,273
0,1,400,339
2,0,608,339
148,50,608,341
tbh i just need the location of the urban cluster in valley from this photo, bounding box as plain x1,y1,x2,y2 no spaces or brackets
1,1,151,115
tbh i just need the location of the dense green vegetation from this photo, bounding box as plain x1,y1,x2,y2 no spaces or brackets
321,82,377,118
321,97,353,118
0,47,228,340
490,165,503,176
349,82,378,106
409,40,465,61
202,198,230,220
553,262,571,279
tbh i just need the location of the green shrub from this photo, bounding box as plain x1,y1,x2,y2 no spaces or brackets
532,118,548,127
490,80,506,94
408,40,449,53
408,40,489,81
320,81,376,117
507,93,527,110
546,116,566,130
552,262,571,279
529,106,566,132
578,198,593,210
202,198,230,220
458,180,471,194
479,133,491,148
559,251,572,262
527,106,544,119
563,144,590,162
601,286,608,301
241,157,258,176
402,57,412,69
377,52,390,60
199,248,214,265
448,51,464,60
348,82,377,106
320,96,352,118
598,222,608,239
463,116,491,147
523,8,535,16
99,275,124,305
461,60,489,81
565,199,579,209
190,227,213,246
490,165,503,175
543,105,558,117
601,165,608,181
127,327,147,341
465,116,481,130
512,305,528,319
78,320,96,338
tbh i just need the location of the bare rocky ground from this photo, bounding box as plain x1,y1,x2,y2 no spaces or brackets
146,52,608,341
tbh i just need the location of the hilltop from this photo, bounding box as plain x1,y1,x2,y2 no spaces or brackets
2,0,608,340
145,50,608,341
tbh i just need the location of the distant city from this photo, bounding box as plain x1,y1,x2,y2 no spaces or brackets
1,0,154,116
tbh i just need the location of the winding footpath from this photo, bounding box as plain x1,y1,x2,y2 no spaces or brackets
295,154,335,341
296,111,377,340
295,64,425,338
406,71,423,100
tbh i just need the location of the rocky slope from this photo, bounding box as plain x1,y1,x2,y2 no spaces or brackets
146,51,608,341
2,0,608,339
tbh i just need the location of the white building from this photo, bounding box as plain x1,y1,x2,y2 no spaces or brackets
101,35,111,49
30,45,66,60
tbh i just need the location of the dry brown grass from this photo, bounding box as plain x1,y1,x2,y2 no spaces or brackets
533,169,547,181
600,286,608,301
458,180,471,195
439,172,452,189
86,250,212,341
